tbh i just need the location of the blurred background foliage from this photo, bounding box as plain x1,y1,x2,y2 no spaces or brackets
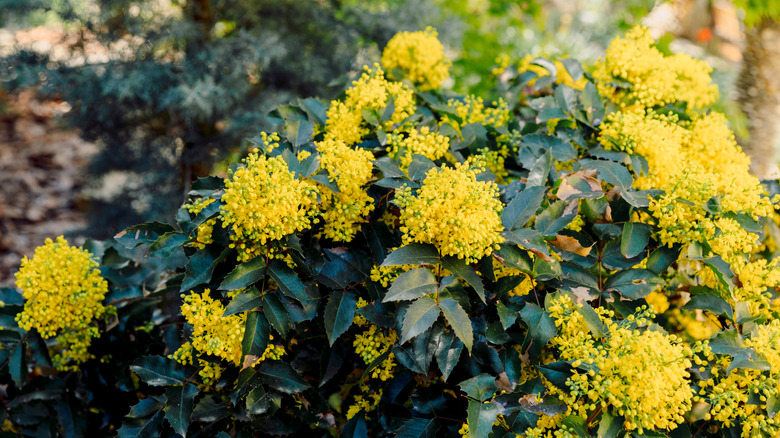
0,0,728,239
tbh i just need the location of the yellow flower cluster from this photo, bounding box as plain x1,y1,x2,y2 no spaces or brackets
220,150,319,262
352,318,397,381
315,138,375,241
15,236,112,370
387,126,450,169
441,95,510,132
474,146,509,183
325,65,416,146
546,294,696,433
696,322,780,437
516,54,588,91
381,27,450,91
184,197,216,249
524,413,571,438
593,26,717,110
395,162,504,263
346,385,383,420
178,289,246,365
170,342,225,388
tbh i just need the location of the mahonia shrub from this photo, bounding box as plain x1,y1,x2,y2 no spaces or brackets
3,26,780,438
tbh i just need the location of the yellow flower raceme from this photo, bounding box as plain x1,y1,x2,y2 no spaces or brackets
325,65,416,145
184,197,216,249
593,26,717,110
492,258,535,297
395,161,504,263
220,149,319,262
315,138,375,242
441,95,510,132
15,236,112,370
387,126,450,169
381,27,449,91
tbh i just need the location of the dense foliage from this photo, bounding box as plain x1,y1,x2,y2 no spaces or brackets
3,26,780,438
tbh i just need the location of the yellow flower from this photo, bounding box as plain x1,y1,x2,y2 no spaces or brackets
381,27,450,91
15,236,112,370
395,161,504,263
325,65,416,145
387,126,450,169
220,149,319,262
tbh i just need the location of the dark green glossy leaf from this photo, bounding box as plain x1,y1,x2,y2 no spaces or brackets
621,222,651,259
149,232,189,258
682,294,733,320
383,268,437,302
395,418,439,438
646,245,680,275
520,304,557,361
223,287,263,317
604,269,663,300
268,259,308,305
439,298,473,353
576,300,604,338
703,256,735,293
434,328,463,381
381,244,440,267
340,415,368,438
285,118,314,147
580,159,632,189
8,340,25,387
442,256,485,303
181,250,219,291
598,411,623,438
560,415,590,438
117,409,165,438
502,185,545,230
257,361,311,394
164,383,198,437
219,257,266,290
466,400,498,438
708,329,744,356
246,386,269,415
324,290,357,346
116,222,175,248
401,296,440,343
408,155,436,181
527,150,552,188
130,356,186,386
503,228,549,255
535,200,578,236
262,293,290,339
242,311,270,357
458,374,497,402
495,244,533,273
618,188,661,208
496,301,518,329
536,362,573,391
191,397,229,423
374,156,407,179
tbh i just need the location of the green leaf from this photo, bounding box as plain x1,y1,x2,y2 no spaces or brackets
374,156,407,179
116,222,175,248
502,186,545,230
519,304,557,360
466,400,498,438
164,383,198,437
434,328,463,381
458,374,497,402
257,361,311,394
682,294,733,320
535,200,578,236
708,329,744,356
726,349,771,374
8,340,25,387
219,257,266,290
401,296,441,343
621,222,651,259
181,249,223,291
503,229,550,256
262,293,290,339
223,287,263,317
361,108,379,126
130,356,186,386
604,269,663,300
767,394,779,419
383,268,438,302
246,386,269,415
496,301,518,329
298,97,328,125
340,415,368,438
576,300,604,338
381,244,440,267
560,415,591,438
703,256,735,293
536,362,573,391
285,118,314,147
495,244,533,272
395,418,439,438
268,259,308,305
597,411,623,438
527,150,552,188
242,311,270,357
439,298,473,353
117,409,165,438
580,159,632,189
191,397,229,423
324,290,358,346
231,368,258,406
149,232,189,258
442,256,485,303
618,187,660,208
646,245,680,275
407,155,436,181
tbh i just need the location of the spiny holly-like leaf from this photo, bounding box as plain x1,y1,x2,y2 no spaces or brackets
242,311,270,357
434,328,463,381
268,259,308,305
604,269,664,300
117,410,165,438
383,268,438,302
502,185,545,230
262,293,290,339
401,296,440,343
466,400,498,438
441,256,485,303
439,298,473,353
164,383,199,437
682,293,733,320
219,257,266,290
8,340,25,387
620,222,651,259
130,356,186,386
181,249,226,291
191,397,229,423
324,290,358,346
381,244,440,267
395,418,439,438
526,150,552,188
246,386,269,415
257,361,311,394
458,374,497,402
534,200,578,236
519,304,557,361
496,301,518,329
223,287,263,316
